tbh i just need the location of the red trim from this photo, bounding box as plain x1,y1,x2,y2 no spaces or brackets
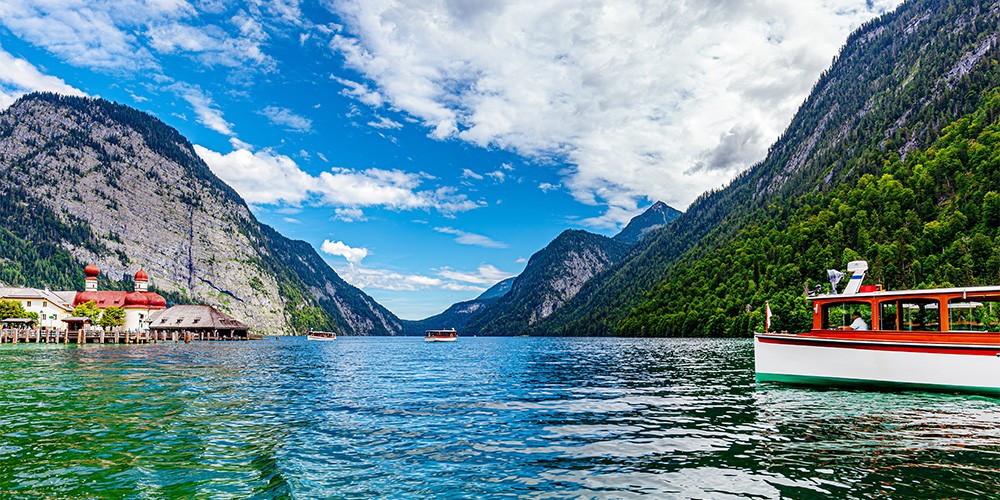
757,335,1000,356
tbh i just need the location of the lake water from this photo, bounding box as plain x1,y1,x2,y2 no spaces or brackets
0,337,998,498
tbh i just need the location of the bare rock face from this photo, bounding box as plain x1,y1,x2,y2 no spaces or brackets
462,229,631,335
0,93,402,335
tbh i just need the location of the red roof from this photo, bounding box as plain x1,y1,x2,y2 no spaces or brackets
146,292,167,308
74,291,126,308
84,264,100,278
134,268,149,281
124,291,149,307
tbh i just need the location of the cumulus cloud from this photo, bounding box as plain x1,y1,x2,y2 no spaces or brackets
321,239,369,265
335,265,443,291
260,106,313,132
434,227,507,248
0,45,87,108
328,0,902,227
334,207,367,222
438,264,515,285
194,144,483,214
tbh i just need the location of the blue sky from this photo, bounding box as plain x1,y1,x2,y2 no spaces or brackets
0,0,900,319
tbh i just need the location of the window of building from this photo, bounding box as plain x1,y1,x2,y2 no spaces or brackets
948,297,1000,332
26,301,31,307
822,301,871,329
880,299,940,331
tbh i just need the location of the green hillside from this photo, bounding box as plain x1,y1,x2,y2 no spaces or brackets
623,89,1000,336
535,0,1000,336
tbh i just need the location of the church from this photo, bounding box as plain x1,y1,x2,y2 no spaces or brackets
71,264,168,332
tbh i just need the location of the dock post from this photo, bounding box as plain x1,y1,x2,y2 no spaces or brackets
13,330,18,345
100,330,105,344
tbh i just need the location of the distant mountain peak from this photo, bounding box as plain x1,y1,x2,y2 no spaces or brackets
613,201,682,245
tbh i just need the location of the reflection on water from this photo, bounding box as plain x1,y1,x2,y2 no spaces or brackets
0,337,997,497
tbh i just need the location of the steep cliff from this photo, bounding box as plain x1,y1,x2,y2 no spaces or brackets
0,92,402,335
463,230,630,335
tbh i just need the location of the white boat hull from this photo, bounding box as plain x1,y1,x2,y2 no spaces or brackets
755,334,1000,394
307,335,336,341
424,337,457,342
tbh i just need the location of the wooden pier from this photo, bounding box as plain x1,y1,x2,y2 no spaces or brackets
0,328,250,345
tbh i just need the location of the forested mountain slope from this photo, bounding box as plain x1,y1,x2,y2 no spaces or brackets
535,0,1000,336
0,93,402,335
624,89,1000,336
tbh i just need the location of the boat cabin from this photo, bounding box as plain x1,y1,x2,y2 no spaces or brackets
810,260,1000,335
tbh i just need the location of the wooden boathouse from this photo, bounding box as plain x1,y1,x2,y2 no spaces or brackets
147,305,250,341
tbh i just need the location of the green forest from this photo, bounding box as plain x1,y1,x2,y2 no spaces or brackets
619,89,1000,337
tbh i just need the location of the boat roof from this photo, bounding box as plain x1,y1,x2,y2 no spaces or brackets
810,284,1000,301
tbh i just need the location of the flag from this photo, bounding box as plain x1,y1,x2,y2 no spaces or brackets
765,301,772,332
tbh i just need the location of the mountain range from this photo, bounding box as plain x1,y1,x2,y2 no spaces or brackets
3,0,998,338
0,93,401,336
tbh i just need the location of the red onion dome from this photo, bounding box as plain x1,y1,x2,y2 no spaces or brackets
124,291,149,307
74,291,99,306
134,268,149,281
84,263,100,278
146,293,167,308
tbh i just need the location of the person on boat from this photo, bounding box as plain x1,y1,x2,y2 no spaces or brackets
850,312,869,331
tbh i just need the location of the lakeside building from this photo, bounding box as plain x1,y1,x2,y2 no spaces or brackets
0,287,75,331
148,305,249,340
70,264,168,332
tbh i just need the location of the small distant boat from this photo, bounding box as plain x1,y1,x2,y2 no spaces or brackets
307,331,337,341
756,260,1000,395
424,328,458,342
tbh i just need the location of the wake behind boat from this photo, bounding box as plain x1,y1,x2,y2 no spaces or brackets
755,260,1000,395
307,331,337,341
425,328,458,342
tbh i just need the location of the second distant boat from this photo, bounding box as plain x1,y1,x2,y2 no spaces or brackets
307,331,337,341
425,329,458,342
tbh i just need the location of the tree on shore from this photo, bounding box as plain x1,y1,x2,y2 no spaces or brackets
0,299,35,320
72,300,102,321
98,306,125,332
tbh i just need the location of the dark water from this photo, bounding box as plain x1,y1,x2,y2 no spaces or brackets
0,337,998,498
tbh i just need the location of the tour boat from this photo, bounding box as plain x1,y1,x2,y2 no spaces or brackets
307,331,337,341
424,328,458,342
755,260,1000,395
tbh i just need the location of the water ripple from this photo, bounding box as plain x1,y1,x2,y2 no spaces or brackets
0,337,998,497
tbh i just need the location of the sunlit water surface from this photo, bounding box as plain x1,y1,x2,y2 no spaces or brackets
0,337,998,498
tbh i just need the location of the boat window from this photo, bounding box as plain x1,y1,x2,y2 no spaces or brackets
948,297,1000,332
821,302,871,329
880,299,940,331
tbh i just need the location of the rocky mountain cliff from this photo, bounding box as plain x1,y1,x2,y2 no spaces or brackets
534,0,1000,336
0,92,402,335
463,230,630,335
613,201,682,245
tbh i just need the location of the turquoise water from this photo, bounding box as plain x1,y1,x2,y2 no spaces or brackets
0,337,998,498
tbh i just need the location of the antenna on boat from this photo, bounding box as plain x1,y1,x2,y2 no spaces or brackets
827,269,845,295
842,260,869,295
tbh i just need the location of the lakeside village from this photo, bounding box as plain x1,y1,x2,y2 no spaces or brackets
0,264,249,344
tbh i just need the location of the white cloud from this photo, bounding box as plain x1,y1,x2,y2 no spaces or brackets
334,207,366,222
194,144,483,214
434,227,507,248
329,0,903,227
0,1,163,71
321,239,369,265
170,83,235,136
462,168,483,180
335,265,443,291
261,105,312,132
538,182,559,193
0,45,87,108
438,264,515,285
486,170,506,183
367,115,402,129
